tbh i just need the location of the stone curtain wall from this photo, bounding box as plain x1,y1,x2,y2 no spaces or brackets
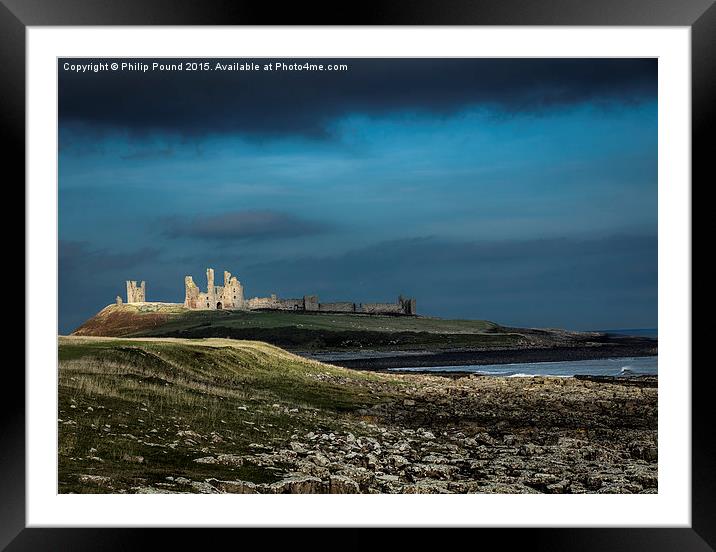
361,302,404,314
318,302,356,313
246,296,304,311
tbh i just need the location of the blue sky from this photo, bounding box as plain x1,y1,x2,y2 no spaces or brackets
58,59,657,333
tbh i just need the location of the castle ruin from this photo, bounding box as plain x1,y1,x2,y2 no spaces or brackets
184,267,416,315
120,268,416,316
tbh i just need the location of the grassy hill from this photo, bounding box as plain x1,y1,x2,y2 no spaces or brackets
59,336,397,493
71,303,526,351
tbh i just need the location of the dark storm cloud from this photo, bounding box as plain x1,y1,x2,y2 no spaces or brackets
246,234,657,291
162,210,330,241
240,234,657,329
59,240,159,273
59,241,161,333
58,58,657,138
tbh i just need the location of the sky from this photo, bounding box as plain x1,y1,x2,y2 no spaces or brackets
58,58,657,334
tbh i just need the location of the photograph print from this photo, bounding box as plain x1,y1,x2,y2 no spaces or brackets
58,58,658,494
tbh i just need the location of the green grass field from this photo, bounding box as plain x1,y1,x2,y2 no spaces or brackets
130,307,500,335
58,336,400,493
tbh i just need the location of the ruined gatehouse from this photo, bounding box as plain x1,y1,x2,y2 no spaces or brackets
184,268,244,310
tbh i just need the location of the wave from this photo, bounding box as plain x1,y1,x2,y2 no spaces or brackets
393,356,657,377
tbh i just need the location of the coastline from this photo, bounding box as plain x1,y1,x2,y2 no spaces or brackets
59,336,658,494
316,338,657,372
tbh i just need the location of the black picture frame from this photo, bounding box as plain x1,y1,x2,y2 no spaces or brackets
5,0,708,548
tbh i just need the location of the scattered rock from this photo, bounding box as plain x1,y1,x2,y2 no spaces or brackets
194,456,217,465
78,474,111,487
121,453,144,464
134,486,180,494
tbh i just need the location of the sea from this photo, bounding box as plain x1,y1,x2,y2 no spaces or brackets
390,356,657,377
309,328,658,378
598,328,658,338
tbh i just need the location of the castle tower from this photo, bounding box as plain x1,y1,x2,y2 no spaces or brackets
206,268,216,306
126,280,146,303
184,276,200,308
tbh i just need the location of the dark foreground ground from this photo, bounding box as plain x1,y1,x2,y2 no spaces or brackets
59,336,657,494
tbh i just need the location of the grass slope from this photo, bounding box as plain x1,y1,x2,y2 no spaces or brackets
71,304,523,351
58,336,398,493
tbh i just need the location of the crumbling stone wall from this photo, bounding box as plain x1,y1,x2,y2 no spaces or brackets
277,298,304,310
319,302,356,313
246,294,280,310
126,280,145,303
181,267,416,315
246,295,304,311
362,302,403,314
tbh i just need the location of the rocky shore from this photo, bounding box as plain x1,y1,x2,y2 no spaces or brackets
184,375,657,494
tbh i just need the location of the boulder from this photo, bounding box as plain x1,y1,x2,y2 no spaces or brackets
213,480,259,494
329,475,360,494
191,481,219,494
386,454,410,470
268,476,326,494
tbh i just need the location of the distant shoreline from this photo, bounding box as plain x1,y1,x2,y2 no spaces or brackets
320,339,657,372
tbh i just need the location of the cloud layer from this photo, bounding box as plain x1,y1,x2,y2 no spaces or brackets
162,210,330,241
59,58,657,139
59,240,158,273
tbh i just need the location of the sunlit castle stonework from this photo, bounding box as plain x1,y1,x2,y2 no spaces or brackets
125,280,145,303
125,268,416,315
184,268,244,310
